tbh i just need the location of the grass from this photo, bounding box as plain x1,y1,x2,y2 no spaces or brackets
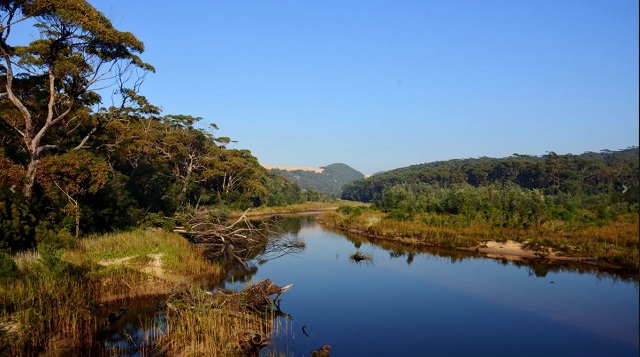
319,209,640,271
0,247,99,355
0,229,224,354
73,229,222,277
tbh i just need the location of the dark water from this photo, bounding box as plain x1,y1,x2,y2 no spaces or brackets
97,215,639,356
246,216,639,357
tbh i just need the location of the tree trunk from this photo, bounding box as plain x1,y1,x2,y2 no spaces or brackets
75,204,80,239
23,156,39,200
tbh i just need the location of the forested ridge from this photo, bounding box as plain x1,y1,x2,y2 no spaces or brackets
343,148,638,203
340,148,638,230
0,1,314,251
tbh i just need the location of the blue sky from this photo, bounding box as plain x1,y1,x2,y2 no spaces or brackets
88,0,638,175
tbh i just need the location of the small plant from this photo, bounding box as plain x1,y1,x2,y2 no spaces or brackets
349,250,372,263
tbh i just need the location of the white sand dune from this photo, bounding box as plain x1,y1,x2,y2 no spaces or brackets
262,165,324,173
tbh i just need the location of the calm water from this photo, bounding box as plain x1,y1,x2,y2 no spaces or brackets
97,215,639,356
238,215,639,357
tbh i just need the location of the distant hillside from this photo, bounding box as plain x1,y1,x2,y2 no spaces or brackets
262,165,323,173
268,163,365,196
341,147,639,203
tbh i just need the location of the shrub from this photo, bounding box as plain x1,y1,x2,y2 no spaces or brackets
0,252,20,282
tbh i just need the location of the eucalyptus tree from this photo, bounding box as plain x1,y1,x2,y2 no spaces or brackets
0,0,153,200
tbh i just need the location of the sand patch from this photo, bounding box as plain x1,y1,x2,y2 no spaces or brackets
98,253,189,284
140,253,164,277
476,240,538,261
97,256,135,266
262,165,324,173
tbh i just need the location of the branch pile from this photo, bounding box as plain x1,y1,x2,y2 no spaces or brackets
174,209,306,267
174,209,270,266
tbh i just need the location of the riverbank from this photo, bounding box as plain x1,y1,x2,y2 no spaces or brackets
228,201,366,219
0,229,275,355
317,209,639,271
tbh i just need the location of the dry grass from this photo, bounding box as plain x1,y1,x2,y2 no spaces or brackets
229,201,366,218
161,287,278,356
0,229,225,354
319,210,640,270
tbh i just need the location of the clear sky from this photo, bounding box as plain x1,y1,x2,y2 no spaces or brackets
88,0,637,175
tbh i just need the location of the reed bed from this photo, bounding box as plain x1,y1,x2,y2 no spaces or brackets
0,247,100,355
0,229,225,354
161,287,279,356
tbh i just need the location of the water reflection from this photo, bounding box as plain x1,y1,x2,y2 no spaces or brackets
93,214,638,356
329,221,639,284
256,215,639,356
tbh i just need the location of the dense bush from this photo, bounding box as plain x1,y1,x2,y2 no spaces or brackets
373,182,634,229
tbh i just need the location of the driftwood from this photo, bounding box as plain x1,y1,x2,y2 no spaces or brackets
167,279,292,313
174,209,305,268
173,209,268,267
311,344,332,357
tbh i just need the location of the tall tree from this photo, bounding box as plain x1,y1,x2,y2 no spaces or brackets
0,0,152,199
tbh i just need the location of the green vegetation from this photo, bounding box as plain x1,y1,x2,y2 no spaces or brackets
270,163,365,196
334,148,639,270
1,1,637,353
0,2,315,251
342,148,638,207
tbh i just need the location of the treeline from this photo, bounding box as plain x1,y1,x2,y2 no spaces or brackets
374,182,631,229
0,2,322,251
0,108,322,249
343,148,638,203
342,148,638,228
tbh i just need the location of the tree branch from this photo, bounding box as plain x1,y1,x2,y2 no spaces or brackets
0,115,25,138
73,125,99,150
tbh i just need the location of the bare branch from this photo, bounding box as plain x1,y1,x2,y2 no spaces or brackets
0,115,25,138
73,125,99,150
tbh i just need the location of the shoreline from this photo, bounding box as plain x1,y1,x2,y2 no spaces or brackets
320,223,628,272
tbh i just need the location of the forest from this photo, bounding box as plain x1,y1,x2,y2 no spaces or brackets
0,1,323,252
342,148,638,225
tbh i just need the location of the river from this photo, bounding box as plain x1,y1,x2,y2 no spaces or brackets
98,215,639,356
246,215,639,356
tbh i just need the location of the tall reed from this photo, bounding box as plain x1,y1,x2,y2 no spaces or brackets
162,287,276,356
1,247,100,354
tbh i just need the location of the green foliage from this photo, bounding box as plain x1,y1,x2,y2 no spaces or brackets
337,205,366,216
343,148,639,208
35,224,77,250
0,189,36,251
0,252,20,282
371,180,633,229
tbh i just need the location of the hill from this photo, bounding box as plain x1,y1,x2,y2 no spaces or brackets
268,163,365,196
341,147,639,203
